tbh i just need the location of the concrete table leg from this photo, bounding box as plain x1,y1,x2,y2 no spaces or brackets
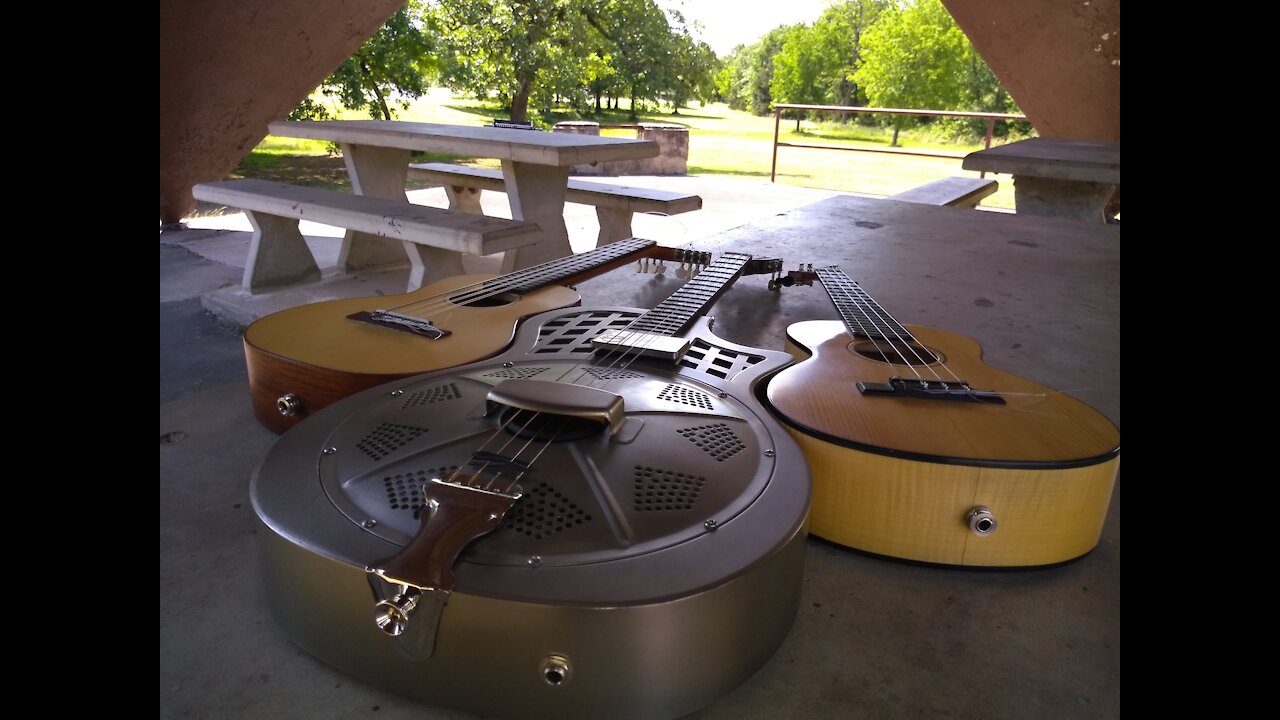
402,241,468,291
1013,176,1116,223
500,160,571,271
339,143,413,272
242,211,321,293
595,208,635,247
444,185,484,214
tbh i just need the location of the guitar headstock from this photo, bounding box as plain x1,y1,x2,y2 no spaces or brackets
783,263,820,287
636,247,712,279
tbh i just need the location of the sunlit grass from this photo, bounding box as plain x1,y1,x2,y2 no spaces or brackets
239,88,1022,209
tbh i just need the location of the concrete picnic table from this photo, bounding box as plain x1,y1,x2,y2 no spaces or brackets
962,137,1120,223
266,119,660,277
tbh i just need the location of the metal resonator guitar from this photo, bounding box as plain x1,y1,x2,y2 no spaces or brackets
250,251,812,720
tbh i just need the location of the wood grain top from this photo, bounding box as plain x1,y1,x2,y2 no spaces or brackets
268,120,660,166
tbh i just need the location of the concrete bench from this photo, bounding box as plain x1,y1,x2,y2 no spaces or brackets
190,178,543,293
407,162,702,248
890,177,999,209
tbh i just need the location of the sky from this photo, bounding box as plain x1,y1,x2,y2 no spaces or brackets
661,0,835,56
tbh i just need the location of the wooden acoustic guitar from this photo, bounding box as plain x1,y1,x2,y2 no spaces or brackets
250,252,810,719
242,237,710,432
764,266,1119,567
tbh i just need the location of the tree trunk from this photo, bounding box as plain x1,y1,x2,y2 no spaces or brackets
511,75,533,122
359,56,391,120
891,124,900,147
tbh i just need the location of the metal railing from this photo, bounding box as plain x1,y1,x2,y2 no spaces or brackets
770,103,1027,181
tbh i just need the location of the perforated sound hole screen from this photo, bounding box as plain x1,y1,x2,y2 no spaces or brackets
583,367,646,380
356,423,428,460
482,367,551,380
633,466,707,511
401,384,460,408
534,311,641,354
677,423,746,461
504,482,591,540
678,338,765,380
657,383,715,410
382,468,460,512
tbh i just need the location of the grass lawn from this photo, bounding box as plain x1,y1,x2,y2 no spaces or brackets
222,88,1025,213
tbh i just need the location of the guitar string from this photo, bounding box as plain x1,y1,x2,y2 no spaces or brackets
381,237,657,317
822,267,1048,400
819,267,924,380
572,252,751,382
822,268,965,385
444,251,749,495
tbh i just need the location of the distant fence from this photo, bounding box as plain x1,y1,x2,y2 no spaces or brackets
770,103,1027,181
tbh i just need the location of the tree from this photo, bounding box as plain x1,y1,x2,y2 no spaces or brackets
426,0,594,122
853,0,1007,144
770,2,887,130
318,3,435,120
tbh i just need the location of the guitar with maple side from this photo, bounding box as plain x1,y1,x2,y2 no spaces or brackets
249,251,811,719
763,265,1119,567
242,237,711,432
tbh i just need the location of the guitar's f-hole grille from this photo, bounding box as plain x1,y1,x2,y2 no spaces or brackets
534,311,642,354
504,482,591,540
657,384,715,410
356,423,428,461
401,383,460,408
482,367,551,380
381,467,461,512
678,338,765,380
633,466,707,512
677,423,745,462
584,368,645,380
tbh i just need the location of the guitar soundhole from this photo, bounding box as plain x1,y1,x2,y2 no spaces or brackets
850,339,941,366
498,407,604,443
455,291,519,307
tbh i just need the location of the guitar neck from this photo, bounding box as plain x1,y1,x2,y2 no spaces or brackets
628,252,754,336
486,237,657,295
815,267,915,343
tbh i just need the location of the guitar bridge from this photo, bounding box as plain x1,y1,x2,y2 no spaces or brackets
347,310,451,340
857,377,1006,404
591,329,692,361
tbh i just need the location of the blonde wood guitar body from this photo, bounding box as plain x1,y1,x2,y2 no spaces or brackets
765,319,1119,567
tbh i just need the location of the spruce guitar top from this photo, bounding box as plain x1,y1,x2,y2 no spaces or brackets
764,266,1120,567
250,252,812,719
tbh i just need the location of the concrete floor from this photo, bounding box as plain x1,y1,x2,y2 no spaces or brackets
159,176,1119,719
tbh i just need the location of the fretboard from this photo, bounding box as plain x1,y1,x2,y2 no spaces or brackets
481,237,655,296
815,267,914,342
627,252,754,336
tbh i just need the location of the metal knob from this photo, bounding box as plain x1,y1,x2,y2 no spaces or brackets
966,506,998,536
277,393,303,417
373,587,422,636
540,654,572,686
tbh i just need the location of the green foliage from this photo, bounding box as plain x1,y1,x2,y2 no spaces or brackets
317,3,435,120
286,98,332,122
427,0,595,121
853,0,1015,139
769,1,886,118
